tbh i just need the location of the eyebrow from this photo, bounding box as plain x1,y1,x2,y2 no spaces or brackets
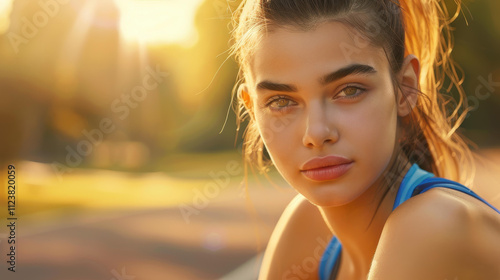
256,64,377,93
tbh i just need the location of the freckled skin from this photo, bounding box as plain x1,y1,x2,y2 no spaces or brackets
248,22,398,207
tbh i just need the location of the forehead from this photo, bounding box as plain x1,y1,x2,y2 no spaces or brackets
249,21,389,87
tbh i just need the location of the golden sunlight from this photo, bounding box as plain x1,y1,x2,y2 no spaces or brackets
114,0,205,46
0,0,13,34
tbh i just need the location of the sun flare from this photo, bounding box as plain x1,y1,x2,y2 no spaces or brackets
114,0,204,46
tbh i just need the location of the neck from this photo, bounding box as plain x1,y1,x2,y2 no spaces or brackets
317,155,411,276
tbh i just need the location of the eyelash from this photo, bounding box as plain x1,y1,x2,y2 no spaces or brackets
264,85,367,112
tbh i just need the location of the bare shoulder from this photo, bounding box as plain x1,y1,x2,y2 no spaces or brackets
369,187,500,280
258,194,333,280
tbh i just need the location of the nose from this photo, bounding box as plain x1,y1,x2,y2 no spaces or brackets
302,102,338,148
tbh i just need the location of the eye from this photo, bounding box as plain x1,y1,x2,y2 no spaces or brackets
335,86,366,99
273,98,291,108
265,95,297,111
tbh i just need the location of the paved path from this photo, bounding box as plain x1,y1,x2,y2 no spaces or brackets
0,180,297,280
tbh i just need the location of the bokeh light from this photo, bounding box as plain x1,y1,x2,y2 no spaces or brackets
0,0,13,34
114,0,204,46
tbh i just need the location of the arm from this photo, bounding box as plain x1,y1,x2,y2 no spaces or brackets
368,188,500,280
259,194,333,280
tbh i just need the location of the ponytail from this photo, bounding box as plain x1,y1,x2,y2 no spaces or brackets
400,0,474,186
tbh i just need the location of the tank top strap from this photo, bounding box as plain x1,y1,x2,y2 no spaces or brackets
319,235,342,280
392,163,435,211
394,163,500,214
413,177,500,214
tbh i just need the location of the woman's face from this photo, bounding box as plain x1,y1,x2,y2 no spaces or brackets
245,21,401,207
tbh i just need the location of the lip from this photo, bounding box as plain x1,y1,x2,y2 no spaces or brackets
300,155,353,181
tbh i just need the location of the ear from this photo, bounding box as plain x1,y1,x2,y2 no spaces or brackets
238,83,254,118
397,54,420,117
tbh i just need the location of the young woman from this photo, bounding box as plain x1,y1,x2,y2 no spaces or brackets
230,0,500,279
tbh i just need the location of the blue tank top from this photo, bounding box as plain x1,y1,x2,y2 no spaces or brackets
318,163,500,280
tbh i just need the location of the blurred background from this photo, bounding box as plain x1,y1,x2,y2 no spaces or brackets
0,0,499,279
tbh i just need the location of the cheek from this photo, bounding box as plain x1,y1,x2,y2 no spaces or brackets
254,111,298,163
347,92,398,161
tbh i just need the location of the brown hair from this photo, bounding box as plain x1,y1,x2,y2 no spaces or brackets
230,0,474,207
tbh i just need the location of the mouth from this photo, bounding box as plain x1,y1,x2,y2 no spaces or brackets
300,155,354,181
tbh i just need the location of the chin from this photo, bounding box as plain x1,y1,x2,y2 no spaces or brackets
298,182,361,208
307,196,352,208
